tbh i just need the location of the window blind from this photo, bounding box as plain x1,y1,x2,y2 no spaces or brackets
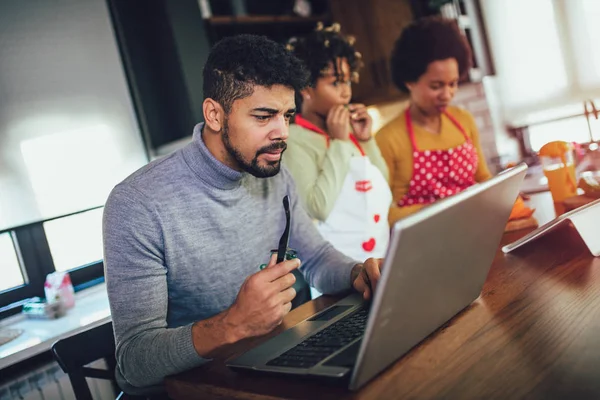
0,0,148,231
481,0,600,126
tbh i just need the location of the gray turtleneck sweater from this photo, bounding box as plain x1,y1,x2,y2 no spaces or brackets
103,124,358,391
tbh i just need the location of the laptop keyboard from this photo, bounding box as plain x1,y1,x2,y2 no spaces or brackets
266,307,368,369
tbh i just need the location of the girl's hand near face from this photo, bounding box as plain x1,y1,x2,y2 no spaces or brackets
326,105,351,141
348,104,373,142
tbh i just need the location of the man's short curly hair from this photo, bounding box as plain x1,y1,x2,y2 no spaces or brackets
203,34,310,113
287,23,363,87
391,17,472,93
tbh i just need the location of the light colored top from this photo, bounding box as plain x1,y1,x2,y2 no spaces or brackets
283,119,389,221
375,106,492,225
103,124,357,391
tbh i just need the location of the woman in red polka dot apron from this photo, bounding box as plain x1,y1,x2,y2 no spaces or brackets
399,108,478,207
376,17,493,224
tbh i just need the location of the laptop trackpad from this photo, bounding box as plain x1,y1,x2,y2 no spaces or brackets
308,305,352,321
323,340,361,368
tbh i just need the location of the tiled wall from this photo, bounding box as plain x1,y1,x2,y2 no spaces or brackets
452,82,500,172
454,80,523,173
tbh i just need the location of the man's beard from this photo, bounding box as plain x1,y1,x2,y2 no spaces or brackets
222,119,287,178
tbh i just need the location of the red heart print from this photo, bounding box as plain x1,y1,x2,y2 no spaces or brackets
374,214,380,223
362,238,376,252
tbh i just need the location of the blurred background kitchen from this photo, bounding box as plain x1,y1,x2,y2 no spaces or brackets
1,0,600,398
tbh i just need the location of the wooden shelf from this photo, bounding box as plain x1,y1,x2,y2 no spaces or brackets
206,15,327,26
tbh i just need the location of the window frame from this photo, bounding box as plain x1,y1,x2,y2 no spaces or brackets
0,208,105,318
511,110,599,156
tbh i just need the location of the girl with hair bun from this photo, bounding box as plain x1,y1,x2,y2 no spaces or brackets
284,23,391,262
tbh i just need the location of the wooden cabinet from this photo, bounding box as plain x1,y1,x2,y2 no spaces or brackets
203,15,330,45
329,0,413,105
200,0,332,44
197,0,414,106
330,0,494,106
411,0,495,81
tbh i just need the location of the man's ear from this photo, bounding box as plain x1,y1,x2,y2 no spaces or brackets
203,98,225,132
404,82,414,93
301,87,315,102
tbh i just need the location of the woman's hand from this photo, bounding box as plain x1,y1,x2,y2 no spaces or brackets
351,258,384,300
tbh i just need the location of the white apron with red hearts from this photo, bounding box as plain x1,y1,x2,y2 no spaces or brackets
316,156,392,262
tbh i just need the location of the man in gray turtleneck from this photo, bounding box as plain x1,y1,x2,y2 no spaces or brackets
103,34,383,394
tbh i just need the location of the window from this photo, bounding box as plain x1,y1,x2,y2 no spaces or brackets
44,208,104,272
527,115,600,152
0,0,148,313
0,0,148,232
0,232,24,293
481,0,600,126
0,209,107,315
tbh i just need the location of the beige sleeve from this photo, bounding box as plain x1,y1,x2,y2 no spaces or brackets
283,138,357,221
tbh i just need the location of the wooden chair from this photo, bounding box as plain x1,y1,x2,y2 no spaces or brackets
51,321,143,400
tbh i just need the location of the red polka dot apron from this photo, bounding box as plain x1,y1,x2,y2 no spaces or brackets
295,115,392,261
399,109,478,207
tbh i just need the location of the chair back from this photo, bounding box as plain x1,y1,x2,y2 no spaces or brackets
52,321,119,400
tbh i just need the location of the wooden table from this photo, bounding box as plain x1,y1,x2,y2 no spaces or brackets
165,196,600,400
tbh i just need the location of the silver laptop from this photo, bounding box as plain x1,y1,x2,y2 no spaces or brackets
227,163,527,390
